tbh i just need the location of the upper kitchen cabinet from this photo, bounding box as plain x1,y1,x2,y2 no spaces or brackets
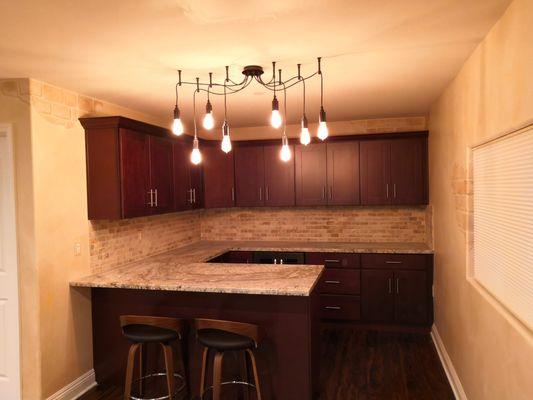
202,144,235,209
81,116,179,220
360,134,428,206
234,145,265,207
295,143,328,206
326,141,360,205
173,140,203,210
264,144,295,206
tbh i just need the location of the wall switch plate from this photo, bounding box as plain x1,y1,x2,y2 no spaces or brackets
74,242,81,256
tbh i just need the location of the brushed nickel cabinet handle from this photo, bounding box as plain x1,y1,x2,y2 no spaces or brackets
154,189,158,207
193,188,196,204
388,278,392,294
147,189,154,207
329,186,332,200
386,183,389,199
325,280,341,284
280,259,283,264
273,258,277,264
231,187,235,202
396,278,400,294
266,186,269,201
322,186,326,200
259,187,262,201
393,183,397,198
386,261,403,264
325,259,340,263
324,306,341,310
188,189,193,204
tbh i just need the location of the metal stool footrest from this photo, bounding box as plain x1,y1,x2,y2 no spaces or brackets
130,372,186,400
201,380,257,400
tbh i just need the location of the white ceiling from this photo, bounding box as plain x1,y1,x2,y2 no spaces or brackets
0,0,511,129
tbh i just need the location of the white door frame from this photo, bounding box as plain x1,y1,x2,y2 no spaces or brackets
0,123,21,399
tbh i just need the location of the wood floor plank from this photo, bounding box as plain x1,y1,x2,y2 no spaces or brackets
79,328,454,400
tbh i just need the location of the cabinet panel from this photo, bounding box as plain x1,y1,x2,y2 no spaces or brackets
318,269,361,295
264,145,295,206
202,146,235,209
361,270,394,323
319,295,360,320
390,137,427,205
360,140,390,205
326,141,360,205
149,136,174,214
235,146,265,207
361,254,429,270
394,270,429,325
295,144,328,206
119,128,151,218
172,141,192,210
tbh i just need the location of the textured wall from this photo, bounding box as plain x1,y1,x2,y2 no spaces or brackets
201,206,431,244
428,0,533,399
90,211,201,273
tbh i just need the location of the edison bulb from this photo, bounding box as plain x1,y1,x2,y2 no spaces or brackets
190,147,202,165
271,110,282,129
203,112,214,130
280,143,291,162
317,121,329,140
172,118,184,136
221,135,232,153
300,127,311,145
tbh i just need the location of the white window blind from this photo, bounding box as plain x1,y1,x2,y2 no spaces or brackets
473,126,533,330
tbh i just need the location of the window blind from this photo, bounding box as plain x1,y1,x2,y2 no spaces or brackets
473,126,533,330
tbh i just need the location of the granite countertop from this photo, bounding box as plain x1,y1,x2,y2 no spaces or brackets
70,240,432,296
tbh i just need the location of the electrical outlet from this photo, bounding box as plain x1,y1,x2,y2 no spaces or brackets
74,242,81,256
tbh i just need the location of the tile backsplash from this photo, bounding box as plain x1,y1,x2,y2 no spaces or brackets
89,206,432,273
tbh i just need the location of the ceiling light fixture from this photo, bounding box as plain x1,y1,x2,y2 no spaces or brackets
172,57,328,163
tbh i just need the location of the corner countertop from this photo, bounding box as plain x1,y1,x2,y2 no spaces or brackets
70,240,432,296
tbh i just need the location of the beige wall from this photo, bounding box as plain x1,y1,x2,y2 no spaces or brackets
428,0,533,399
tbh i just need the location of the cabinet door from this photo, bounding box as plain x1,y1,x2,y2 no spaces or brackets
264,145,295,206
189,162,203,209
172,141,192,210
295,143,327,206
234,146,265,207
202,146,235,209
394,270,429,325
360,140,390,205
326,141,360,205
390,137,428,205
361,270,394,323
119,128,151,218
149,136,174,214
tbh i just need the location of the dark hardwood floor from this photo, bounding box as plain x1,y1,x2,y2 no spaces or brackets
79,327,454,400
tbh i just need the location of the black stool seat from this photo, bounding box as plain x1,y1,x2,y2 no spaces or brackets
123,324,179,343
197,328,254,351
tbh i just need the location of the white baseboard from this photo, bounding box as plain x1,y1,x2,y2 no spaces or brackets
431,325,468,400
45,369,96,400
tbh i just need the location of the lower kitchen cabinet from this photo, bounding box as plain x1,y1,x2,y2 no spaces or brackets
361,270,395,323
319,294,361,320
317,269,360,295
394,270,430,324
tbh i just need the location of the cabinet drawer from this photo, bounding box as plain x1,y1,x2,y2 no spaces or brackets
319,295,360,320
361,253,428,270
317,269,360,295
306,252,360,269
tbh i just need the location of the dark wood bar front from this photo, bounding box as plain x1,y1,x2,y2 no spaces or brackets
91,287,320,400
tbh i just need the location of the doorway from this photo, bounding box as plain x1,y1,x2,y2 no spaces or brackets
0,124,21,399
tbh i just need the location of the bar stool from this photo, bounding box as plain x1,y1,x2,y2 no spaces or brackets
120,315,188,400
195,318,262,400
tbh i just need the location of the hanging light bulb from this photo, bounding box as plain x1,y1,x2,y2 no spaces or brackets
280,135,291,162
221,120,232,153
190,137,202,165
317,106,328,140
271,96,282,129
202,99,214,130
300,114,311,145
172,105,184,136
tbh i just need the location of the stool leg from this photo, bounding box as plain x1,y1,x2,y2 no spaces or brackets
124,343,140,400
138,343,144,398
161,343,175,400
240,351,250,400
246,349,262,400
199,347,209,398
212,351,224,400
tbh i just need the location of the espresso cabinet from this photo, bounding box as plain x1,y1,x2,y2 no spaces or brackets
149,136,174,214
360,136,428,205
172,141,201,210
234,146,265,207
202,145,235,208
264,144,295,206
295,144,328,206
326,141,360,205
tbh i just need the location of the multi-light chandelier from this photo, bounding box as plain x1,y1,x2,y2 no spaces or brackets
171,57,328,164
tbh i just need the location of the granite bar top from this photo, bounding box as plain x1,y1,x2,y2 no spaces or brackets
70,240,432,296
